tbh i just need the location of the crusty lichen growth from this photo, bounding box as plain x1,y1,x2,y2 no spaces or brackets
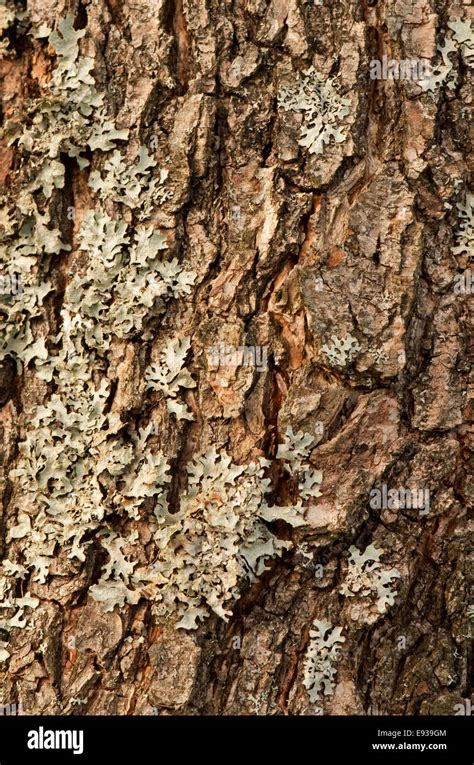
276,425,323,502
0,564,38,661
131,451,302,629
89,148,170,220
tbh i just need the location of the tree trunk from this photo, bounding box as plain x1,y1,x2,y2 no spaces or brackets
0,0,472,717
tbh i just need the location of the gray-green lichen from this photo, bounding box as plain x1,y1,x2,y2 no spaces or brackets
89,429,324,628
0,12,326,651
321,333,360,368
303,619,346,703
146,336,196,421
0,11,197,644
451,192,474,260
276,426,323,501
88,148,170,219
340,545,401,615
278,66,351,155
12,14,129,178
0,0,29,58
419,17,473,93
0,207,68,371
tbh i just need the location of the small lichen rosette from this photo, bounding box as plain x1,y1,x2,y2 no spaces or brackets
278,66,351,155
340,544,401,621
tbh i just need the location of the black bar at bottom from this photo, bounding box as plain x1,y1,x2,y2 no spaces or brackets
0,715,471,763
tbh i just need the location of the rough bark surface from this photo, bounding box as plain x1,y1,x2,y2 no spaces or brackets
0,0,472,716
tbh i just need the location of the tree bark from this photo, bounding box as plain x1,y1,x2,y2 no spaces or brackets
0,0,472,717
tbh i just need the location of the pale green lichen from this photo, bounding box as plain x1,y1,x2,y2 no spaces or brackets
340,544,401,614
0,569,39,662
66,212,195,347
321,333,360,367
303,619,346,703
90,448,311,628
451,192,474,260
0,0,29,58
1,12,323,644
8,13,129,187
146,336,196,421
88,147,170,219
276,426,323,500
1,11,195,631
419,17,473,93
0,206,68,371
278,66,351,155
276,426,314,470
